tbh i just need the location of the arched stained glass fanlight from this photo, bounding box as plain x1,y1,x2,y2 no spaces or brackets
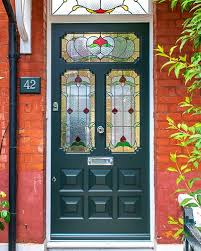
52,0,149,15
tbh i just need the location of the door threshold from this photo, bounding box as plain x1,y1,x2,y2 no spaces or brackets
47,241,155,249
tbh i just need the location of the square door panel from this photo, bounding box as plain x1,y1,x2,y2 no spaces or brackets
61,196,83,218
89,169,112,191
118,196,141,219
118,169,141,190
89,197,112,218
61,169,83,190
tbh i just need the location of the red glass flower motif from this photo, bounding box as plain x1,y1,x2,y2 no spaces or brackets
119,75,126,86
75,75,82,85
67,108,73,114
83,107,90,114
128,108,134,114
93,36,108,46
120,136,127,142
95,8,107,14
112,108,118,114
75,136,81,142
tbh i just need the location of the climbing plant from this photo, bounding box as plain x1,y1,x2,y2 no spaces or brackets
156,0,201,240
0,191,10,231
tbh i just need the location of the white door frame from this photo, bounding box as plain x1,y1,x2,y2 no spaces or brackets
46,0,154,247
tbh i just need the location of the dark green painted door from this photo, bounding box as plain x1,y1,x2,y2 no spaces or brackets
51,23,150,240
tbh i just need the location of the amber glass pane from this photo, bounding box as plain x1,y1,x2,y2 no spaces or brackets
62,33,139,63
106,70,140,153
61,70,95,153
52,0,149,15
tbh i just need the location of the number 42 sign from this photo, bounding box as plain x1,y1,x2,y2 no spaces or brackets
20,77,41,94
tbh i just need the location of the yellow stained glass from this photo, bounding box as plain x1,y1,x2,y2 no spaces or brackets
52,0,149,15
106,70,140,153
61,33,140,63
61,70,95,153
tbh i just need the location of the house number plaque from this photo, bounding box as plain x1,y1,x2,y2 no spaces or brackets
20,77,41,94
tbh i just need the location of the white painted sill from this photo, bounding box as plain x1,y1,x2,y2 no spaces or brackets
47,241,155,249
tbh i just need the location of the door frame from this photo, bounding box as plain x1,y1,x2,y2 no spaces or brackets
46,0,154,246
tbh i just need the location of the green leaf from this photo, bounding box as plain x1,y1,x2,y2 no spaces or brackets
194,189,201,194
197,195,201,205
175,188,187,193
176,175,185,185
167,167,178,172
185,203,198,207
168,216,178,225
183,168,192,174
180,198,192,207
193,161,199,168
1,201,9,209
170,153,177,163
157,44,164,53
178,217,184,225
188,177,201,188
177,154,189,159
173,228,184,239
181,123,188,132
167,117,174,125
0,211,10,223
170,46,177,56
181,164,188,171
0,222,5,231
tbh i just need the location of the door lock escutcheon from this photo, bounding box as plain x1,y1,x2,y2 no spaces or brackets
97,126,105,134
52,176,57,182
53,102,59,112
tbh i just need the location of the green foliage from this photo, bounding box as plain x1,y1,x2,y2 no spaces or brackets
0,192,10,231
166,216,184,239
0,104,9,232
156,0,201,241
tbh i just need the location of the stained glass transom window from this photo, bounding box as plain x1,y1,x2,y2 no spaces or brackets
61,70,95,153
106,70,140,153
62,33,139,63
52,0,149,15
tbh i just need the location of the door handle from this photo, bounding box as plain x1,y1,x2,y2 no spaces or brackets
97,126,105,134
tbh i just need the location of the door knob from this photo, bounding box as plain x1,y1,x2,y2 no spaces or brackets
97,126,105,134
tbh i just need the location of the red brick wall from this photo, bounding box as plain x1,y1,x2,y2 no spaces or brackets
0,0,197,245
154,2,200,244
0,0,46,243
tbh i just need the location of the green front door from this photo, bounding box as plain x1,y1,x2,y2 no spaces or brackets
51,23,150,240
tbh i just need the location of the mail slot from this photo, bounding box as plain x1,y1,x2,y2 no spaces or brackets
88,157,114,166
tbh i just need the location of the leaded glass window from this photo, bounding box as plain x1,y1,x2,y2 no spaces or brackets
106,70,140,153
62,33,139,63
52,0,149,15
61,70,95,153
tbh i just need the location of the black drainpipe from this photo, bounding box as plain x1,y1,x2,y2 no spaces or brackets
2,1,18,251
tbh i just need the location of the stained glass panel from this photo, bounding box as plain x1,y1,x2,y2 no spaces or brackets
61,70,95,153
62,33,139,63
106,70,140,153
52,0,149,15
